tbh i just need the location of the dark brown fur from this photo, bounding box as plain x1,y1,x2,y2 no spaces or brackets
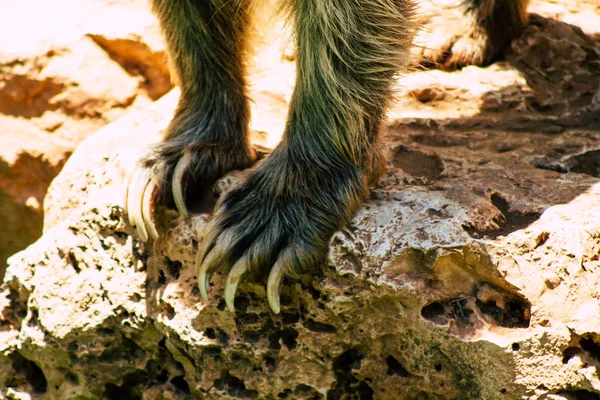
138,0,530,309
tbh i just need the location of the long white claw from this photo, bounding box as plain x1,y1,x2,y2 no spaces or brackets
196,252,211,302
127,168,150,242
142,178,159,240
224,257,248,312
123,167,135,216
125,168,140,227
267,261,285,314
196,236,219,302
172,154,191,218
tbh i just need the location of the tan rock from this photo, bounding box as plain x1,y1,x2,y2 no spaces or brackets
0,0,171,275
0,118,72,280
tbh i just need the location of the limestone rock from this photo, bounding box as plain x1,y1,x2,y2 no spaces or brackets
0,0,171,275
1,7,600,400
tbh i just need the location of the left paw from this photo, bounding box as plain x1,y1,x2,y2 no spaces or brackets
195,149,368,313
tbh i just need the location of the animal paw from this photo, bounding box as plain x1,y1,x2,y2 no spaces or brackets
195,150,368,313
124,140,256,242
413,2,526,70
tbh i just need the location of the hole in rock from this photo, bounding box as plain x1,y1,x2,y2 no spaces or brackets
213,371,258,398
171,376,191,394
157,270,166,285
564,149,600,177
562,347,582,364
104,370,148,400
386,356,411,377
556,390,600,400
204,327,216,339
280,328,299,350
580,337,600,361
489,194,540,238
476,299,530,328
421,298,473,325
421,302,445,322
8,353,47,393
295,384,322,398
303,320,337,334
166,258,182,279
327,349,374,400
264,356,277,372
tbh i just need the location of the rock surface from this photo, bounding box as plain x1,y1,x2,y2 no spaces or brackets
0,0,171,276
1,1,600,399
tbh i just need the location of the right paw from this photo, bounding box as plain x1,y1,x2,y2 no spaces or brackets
194,149,369,314
124,142,256,242
412,0,528,70
412,4,495,70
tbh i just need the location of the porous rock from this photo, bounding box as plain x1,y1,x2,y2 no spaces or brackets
1,9,600,400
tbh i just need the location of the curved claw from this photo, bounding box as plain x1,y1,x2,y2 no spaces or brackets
196,249,213,302
195,228,223,301
123,167,136,217
141,178,159,240
127,168,151,242
197,249,229,302
125,168,140,227
267,260,285,314
172,153,191,218
224,257,248,312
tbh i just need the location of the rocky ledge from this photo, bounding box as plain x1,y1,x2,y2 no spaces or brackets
1,13,600,400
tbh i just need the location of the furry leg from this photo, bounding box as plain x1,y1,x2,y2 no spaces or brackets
126,0,257,239
196,0,418,312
